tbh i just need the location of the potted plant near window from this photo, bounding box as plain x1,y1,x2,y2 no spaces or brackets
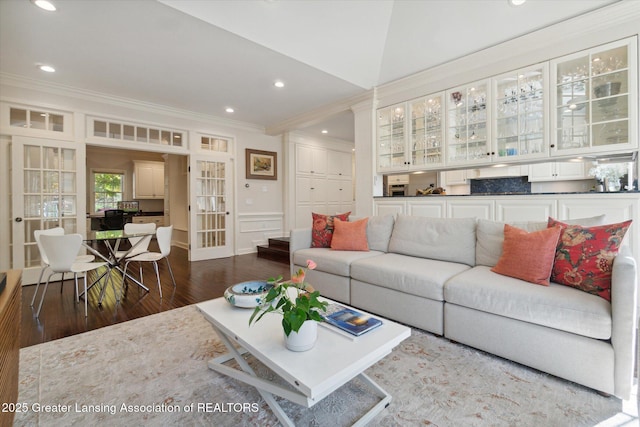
249,260,327,351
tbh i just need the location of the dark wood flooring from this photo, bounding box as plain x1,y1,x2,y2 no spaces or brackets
20,243,290,348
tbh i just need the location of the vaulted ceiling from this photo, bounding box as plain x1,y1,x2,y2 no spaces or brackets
0,0,618,141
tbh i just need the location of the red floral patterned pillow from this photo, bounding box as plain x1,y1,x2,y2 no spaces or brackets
548,217,633,301
311,212,351,248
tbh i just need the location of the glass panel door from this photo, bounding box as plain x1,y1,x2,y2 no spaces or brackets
11,136,85,284
188,154,234,261
552,37,637,155
446,80,490,165
409,94,444,169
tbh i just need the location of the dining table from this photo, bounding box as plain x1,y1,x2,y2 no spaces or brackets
82,229,156,304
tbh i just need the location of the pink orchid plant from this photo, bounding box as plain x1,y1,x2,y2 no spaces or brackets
249,260,327,336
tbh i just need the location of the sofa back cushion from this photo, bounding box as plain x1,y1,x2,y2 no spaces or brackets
475,215,607,267
366,215,395,252
388,215,477,266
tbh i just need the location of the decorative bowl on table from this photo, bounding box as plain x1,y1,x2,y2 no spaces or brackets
224,280,273,308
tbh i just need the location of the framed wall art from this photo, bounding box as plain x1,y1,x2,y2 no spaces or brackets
245,149,277,180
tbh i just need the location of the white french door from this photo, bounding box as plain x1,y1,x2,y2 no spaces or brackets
11,136,86,285
188,154,234,261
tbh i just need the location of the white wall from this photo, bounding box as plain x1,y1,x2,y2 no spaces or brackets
0,79,283,269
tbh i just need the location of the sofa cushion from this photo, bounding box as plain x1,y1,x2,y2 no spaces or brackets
491,224,562,286
311,211,350,248
445,266,612,340
331,218,369,251
388,215,476,266
366,215,395,252
548,218,632,302
351,253,471,301
475,215,607,267
293,247,383,277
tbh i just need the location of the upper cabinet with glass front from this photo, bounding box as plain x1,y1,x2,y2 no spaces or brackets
409,94,445,169
551,37,638,156
377,103,407,172
446,80,490,166
493,63,549,161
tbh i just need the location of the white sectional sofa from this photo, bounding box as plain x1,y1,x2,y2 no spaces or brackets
290,214,638,399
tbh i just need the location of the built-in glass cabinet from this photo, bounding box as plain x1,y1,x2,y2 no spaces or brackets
551,37,637,155
377,103,407,171
446,80,490,166
493,63,548,161
376,36,637,174
410,94,445,168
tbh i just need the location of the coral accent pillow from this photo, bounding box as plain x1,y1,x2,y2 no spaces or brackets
331,218,369,251
548,218,632,301
311,211,351,248
491,224,562,286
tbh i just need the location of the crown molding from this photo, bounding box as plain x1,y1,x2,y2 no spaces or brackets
376,0,640,107
265,89,374,136
0,72,266,134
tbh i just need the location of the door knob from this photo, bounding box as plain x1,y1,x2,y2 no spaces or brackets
15,217,22,222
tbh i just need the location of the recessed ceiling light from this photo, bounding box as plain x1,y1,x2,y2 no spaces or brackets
38,64,55,73
508,0,526,5
274,80,285,88
32,0,56,11
321,130,328,134
225,107,234,113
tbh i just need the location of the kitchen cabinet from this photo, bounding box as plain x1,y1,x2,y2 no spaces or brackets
132,215,165,227
388,174,409,184
443,170,467,185
492,63,548,161
134,161,165,199
409,94,445,169
472,166,524,179
446,80,491,166
551,37,638,156
528,162,590,182
377,103,408,172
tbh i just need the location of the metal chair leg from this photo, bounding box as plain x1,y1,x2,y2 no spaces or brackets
36,273,54,318
153,260,162,298
165,258,176,288
30,266,47,307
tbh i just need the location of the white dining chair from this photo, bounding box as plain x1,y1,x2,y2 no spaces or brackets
122,225,176,298
115,222,156,260
36,234,106,318
31,227,95,308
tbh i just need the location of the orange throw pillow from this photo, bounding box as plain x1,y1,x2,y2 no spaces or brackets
491,224,562,286
331,218,369,251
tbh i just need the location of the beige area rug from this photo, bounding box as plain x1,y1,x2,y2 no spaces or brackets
15,305,638,426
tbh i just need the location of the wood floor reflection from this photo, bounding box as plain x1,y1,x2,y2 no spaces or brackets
20,244,289,348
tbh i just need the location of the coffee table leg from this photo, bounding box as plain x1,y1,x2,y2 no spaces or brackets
352,373,392,427
208,328,301,427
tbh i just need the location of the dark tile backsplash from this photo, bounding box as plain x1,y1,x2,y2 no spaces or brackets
469,177,531,194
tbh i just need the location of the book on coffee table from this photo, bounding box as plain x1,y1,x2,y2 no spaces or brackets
322,303,382,336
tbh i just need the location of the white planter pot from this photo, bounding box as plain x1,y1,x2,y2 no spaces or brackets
284,320,317,352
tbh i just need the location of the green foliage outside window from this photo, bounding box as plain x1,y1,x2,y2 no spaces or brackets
94,172,123,211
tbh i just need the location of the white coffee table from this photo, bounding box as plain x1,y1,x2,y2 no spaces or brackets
196,297,411,426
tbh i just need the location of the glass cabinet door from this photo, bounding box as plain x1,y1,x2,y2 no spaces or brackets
493,64,547,160
552,37,637,155
409,94,445,169
446,80,490,165
377,103,407,172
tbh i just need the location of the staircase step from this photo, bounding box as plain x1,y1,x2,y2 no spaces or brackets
257,245,289,264
267,237,289,250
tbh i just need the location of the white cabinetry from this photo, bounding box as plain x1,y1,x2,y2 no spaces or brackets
492,63,548,161
528,162,589,182
133,161,165,199
296,145,327,175
446,80,491,166
294,144,353,228
132,215,164,227
377,94,445,173
551,37,637,156
443,170,467,185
